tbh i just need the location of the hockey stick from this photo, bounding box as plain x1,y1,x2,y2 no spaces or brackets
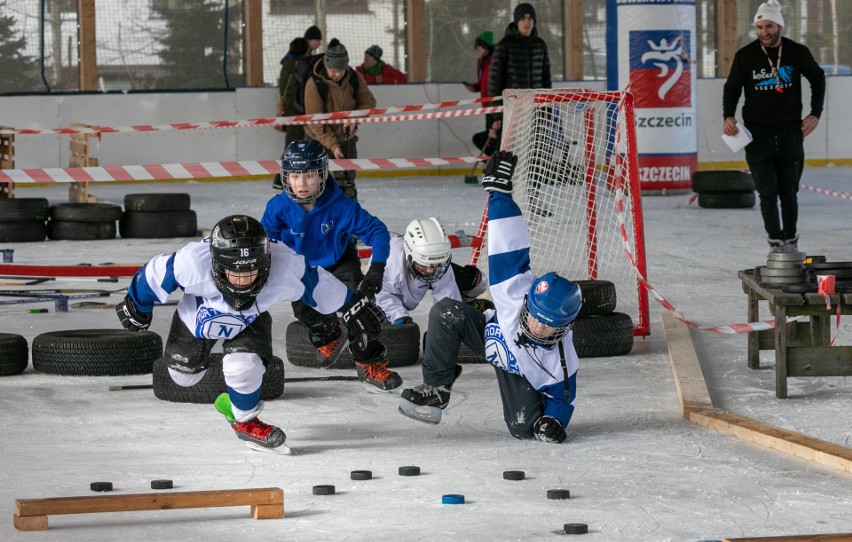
108,375,360,391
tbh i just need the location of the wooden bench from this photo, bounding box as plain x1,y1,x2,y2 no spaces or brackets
738,269,852,398
14,487,283,531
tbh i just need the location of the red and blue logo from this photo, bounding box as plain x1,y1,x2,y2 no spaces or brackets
629,30,691,108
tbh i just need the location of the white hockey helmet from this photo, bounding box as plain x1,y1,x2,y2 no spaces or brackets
403,218,452,283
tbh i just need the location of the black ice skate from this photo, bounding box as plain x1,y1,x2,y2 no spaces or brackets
398,367,462,424
316,334,350,369
355,359,402,393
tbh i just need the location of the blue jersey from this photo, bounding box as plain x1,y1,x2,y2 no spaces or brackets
127,239,351,341
261,177,390,268
484,191,579,428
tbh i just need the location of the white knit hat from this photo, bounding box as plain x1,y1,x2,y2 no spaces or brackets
754,0,784,27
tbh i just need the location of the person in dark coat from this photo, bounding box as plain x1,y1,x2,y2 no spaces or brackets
467,30,497,157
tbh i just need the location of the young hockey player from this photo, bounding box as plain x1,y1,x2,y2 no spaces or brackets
115,215,385,451
373,217,487,326
261,139,401,392
398,151,583,443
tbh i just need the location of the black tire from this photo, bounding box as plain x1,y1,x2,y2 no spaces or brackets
0,333,28,376
48,220,116,241
691,170,755,193
124,193,191,212
0,198,49,222
697,192,756,209
49,203,123,223
32,329,162,376
152,354,285,404
574,280,617,317
0,220,47,242
421,330,486,364
285,321,421,369
572,312,634,358
119,210,198,238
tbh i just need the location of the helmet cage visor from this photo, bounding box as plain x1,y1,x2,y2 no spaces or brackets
406,253,452,284
281,167,328,204
519,297,573,346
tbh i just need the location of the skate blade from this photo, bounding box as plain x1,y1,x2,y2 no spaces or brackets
398,400,443,424
317,335,350,369
243,440,292,455
364,382,401,395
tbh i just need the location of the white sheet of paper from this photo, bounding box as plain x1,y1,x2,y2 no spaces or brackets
721,124,752,153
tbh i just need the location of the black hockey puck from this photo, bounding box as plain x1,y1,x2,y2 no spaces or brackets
151,479,173,490
398,465,420,476
90,481,113,492
564,523,588,534
312,485,335,495
350,470,373,481
503,470,525,481
547,488,571,500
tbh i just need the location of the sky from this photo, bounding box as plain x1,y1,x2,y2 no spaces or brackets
1,170,851,541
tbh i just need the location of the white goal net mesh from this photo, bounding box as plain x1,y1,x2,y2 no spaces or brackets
473,89,649,335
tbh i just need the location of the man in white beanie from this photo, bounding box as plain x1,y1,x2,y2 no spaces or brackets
722,0,825,254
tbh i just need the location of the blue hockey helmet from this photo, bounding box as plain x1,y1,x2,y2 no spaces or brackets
519,272,582,345
280,139,328,204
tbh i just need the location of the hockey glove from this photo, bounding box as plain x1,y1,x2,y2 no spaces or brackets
116,295,152,332
467,298,495,313
358,261,386,296
392,316,413,326
532,415,566,443
481,150,518,194
341,292,386,349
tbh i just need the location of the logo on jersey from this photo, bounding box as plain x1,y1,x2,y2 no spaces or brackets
195,306,254,339
629,30,691,108
754,66,793,91
484,323,521,375
321,220,334,235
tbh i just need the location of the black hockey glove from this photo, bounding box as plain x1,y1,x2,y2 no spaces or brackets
116,295,152,332
481,150,518,194
341,291,386,349
467,298,495,313
532,415,566,444
358,261,386,296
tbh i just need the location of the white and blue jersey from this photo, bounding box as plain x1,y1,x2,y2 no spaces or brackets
484,192,579,428
373,236,462,322
261,177,390,268
127,239,351,340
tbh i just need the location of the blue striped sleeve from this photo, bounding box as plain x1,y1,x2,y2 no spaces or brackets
539,372,577,428
128,254,180,312
298,265,320,308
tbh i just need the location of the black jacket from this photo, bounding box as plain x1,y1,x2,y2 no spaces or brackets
723,37,825,134
487,22,551,98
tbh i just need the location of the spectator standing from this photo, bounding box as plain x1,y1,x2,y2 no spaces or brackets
488,3,554,217
722,0,825,253
356,45,407,85
465,30,497,156
276,37,310,145
303,25,322,55
304,39,376,201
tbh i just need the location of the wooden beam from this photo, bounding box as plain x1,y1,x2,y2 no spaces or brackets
724,535,852,542
77,0,97,91
405,0,426,82
14,487,284,531
563,0,584,81
661,313,713,415
243,0,263,86
716,0,738,77
663,314,852,476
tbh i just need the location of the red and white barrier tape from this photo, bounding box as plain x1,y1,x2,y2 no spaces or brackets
801,184,852,201
296,107,502,125
0,156,482,184
0,96,502,136
614,185,803,333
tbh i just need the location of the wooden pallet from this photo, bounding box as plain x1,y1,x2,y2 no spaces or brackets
68,123,99,203
13,487,284,531
0,126,14,199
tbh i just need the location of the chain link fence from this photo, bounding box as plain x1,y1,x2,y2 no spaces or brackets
0,0,848,94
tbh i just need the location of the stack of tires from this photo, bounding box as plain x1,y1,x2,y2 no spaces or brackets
31,329,162,375
120,193,197,238
692,170,756,209
47,203,123,240
285,321,421,369
571,280,634,358
0,198,48,242
0,333,28,376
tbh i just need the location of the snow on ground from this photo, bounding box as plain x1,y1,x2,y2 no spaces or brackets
1,169,851,541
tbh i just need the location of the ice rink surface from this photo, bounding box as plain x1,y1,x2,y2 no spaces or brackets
1,168,850,541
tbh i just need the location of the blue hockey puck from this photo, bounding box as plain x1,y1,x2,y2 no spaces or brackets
441,494,465,505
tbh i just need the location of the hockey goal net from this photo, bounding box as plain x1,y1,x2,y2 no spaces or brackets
472,89,649,336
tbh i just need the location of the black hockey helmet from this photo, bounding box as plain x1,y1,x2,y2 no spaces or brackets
210,215,271,310
280,139,329,204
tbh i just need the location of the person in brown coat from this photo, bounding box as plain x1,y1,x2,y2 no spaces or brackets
304,38,376,201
